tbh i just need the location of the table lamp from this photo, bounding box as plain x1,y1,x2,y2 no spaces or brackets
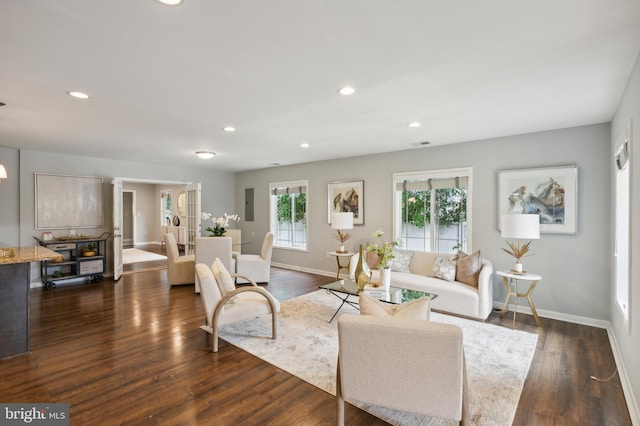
501,214,540,273
331,212,353,253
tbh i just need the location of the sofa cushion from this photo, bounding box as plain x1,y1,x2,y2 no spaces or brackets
429,255,457,281
359,292,430,320
409,251,438,275
388,249,413,272
456,250,483,288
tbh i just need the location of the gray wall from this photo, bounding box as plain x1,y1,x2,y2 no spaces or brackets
236,123,611,322
0,149,236,281
611,51,640,421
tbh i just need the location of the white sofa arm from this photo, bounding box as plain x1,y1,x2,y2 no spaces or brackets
476,259,494,320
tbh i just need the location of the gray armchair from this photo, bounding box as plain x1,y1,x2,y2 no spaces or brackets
336,314,468,425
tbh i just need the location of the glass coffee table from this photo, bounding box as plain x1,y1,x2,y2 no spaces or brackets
319,279,437,322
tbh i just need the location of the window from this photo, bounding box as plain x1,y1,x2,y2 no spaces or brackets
161,191,172,226
615,125,631,332
393,168,472,253
270,180,308,250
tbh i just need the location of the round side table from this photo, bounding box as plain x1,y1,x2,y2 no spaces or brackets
329,251,354,280
496,270,543,328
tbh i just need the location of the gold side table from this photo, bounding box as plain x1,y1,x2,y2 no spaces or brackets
329,251,354,280
496,270,543,328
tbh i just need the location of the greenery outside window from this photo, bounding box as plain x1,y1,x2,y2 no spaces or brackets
393,168,472,253
269,180,308,250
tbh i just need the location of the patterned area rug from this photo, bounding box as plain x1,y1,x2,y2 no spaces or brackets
218,290,538,425
122,248,167,264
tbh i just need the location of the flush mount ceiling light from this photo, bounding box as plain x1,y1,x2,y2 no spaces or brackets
68,91,89,99
155,0,183,5
300,143,310,148
338,86,356,95
196,151,215,159
223,126,236,132
408,121,421,128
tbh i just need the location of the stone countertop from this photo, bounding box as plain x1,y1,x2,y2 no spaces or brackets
0,246,64,265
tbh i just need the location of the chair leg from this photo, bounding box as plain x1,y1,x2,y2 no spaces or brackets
212,326,219,352
336,360,344,426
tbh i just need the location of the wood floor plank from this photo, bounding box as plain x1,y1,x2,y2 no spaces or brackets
0,249,632,425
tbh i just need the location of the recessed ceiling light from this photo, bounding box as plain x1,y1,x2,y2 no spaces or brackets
408,121,421,128
196,151,215,159
223,126,236,132
68,91,89,99
338,86,356,95
300,143,310,148
155,0,183,5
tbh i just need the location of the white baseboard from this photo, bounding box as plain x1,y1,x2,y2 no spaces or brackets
605,325,640,425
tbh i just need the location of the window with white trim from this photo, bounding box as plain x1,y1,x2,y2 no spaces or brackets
269,180,308,250
393,168,472,253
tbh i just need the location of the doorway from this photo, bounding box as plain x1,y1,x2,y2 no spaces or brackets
123,190,135,248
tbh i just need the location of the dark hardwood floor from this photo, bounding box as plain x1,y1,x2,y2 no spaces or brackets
0,247,631,425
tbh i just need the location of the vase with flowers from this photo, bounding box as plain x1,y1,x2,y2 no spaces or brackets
367,229,398,289
201,212,240,237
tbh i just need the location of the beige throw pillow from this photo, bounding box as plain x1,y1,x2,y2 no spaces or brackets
212,258,236,296
359,292,430,320
429,256,457,281
388,249,413,272
456,250,482,288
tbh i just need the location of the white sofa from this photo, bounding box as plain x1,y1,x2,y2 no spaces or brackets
349,250,493,320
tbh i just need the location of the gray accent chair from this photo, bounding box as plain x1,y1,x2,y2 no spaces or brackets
336,314,468,425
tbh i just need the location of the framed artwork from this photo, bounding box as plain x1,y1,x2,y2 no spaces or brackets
328,180,364,225
498,165,578,234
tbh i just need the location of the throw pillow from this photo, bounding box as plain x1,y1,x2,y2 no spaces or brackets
366,247,381,270
212,258,236,296
456,250,482,288
359,292,431,320
388,249,413,273
429,255,457,281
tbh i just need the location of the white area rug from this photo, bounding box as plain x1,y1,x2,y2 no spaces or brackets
218,290,538,425
122,248,167,264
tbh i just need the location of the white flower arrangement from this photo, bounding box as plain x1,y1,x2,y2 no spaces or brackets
201,212,240,236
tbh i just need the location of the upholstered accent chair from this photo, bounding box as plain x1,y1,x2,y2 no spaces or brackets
235,232,274,284
194,237,235,293
165,232,195,286
195,260,280,352
336,314,468,425
225,229,242,258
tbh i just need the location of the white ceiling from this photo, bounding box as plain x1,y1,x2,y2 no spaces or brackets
1,0,639,172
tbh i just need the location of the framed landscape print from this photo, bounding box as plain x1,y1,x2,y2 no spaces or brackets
498,165,578,234
328,180,364,225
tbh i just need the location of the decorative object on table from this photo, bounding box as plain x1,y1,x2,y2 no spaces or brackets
201,212,240,237
497,165,577,234
330,212,353,253
81,243,98,257
367,229,398,289
501,214,540,273
354,244,371,290
327,180,364,225
0,247,15,258
42,231,53,241
172,216,180,226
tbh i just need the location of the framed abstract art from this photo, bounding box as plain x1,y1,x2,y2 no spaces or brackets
498,165,578,234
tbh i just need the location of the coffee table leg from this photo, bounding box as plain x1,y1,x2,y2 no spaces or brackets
325,290,359,322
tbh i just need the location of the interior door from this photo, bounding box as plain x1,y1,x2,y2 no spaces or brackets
112,178,123,280
184,182,201,256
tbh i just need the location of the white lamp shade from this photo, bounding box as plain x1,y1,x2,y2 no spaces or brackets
331,212,353,230
501,214,540,240
0,164,7,179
